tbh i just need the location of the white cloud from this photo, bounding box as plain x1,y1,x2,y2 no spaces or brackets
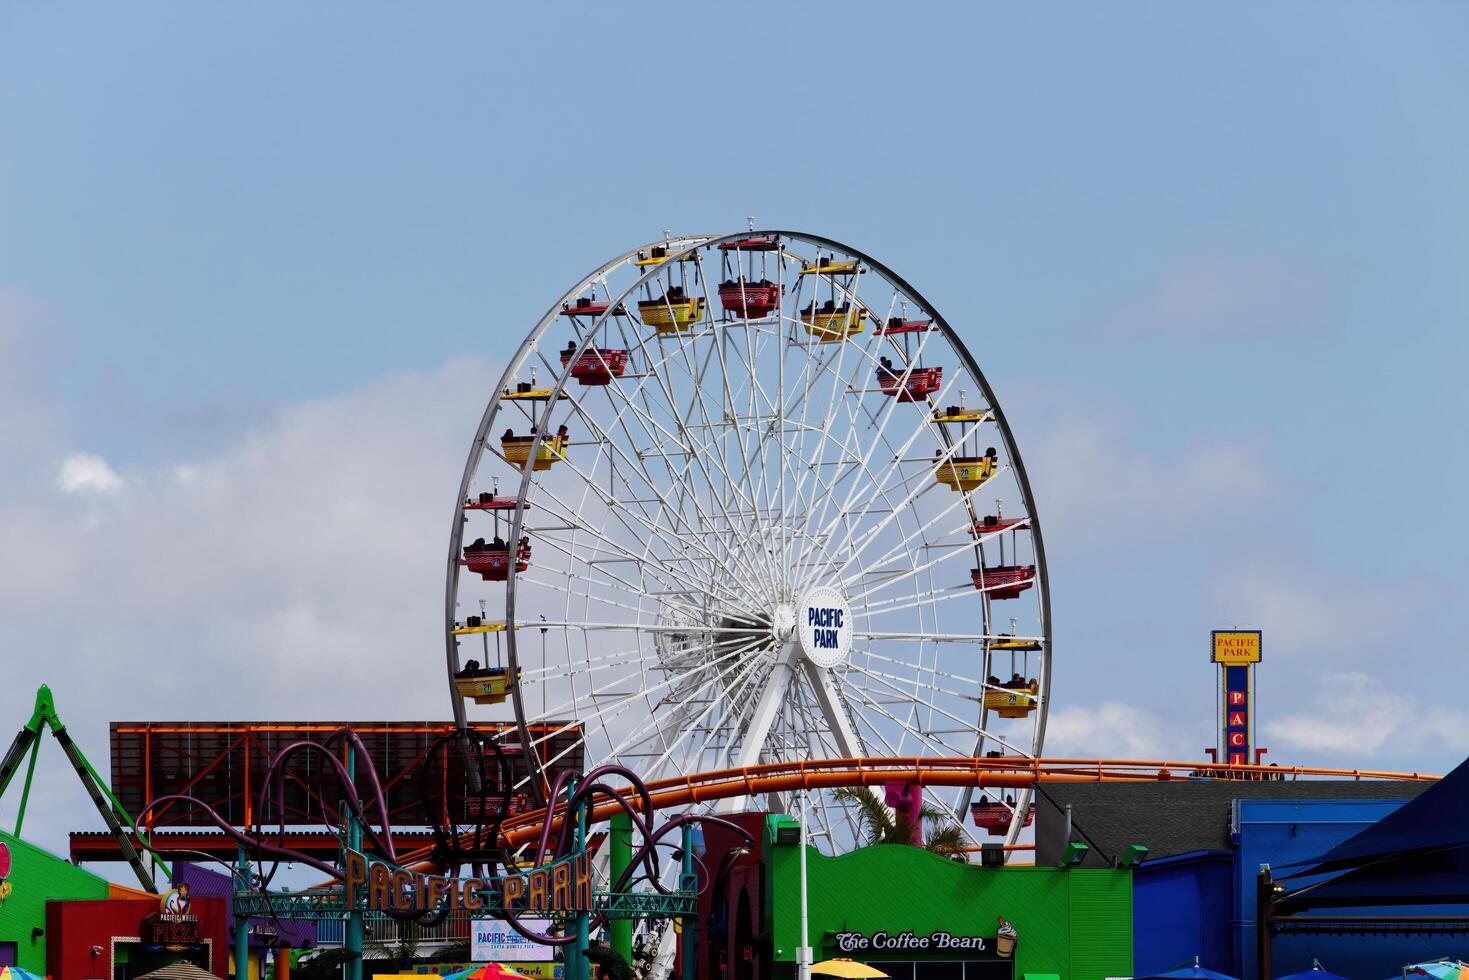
58,452,123,494
1265,671,1469,762
0,357,493,854
1212,571,1427,659
1100,248,1327,340
1022,410,1270,550
1043,702,1178,760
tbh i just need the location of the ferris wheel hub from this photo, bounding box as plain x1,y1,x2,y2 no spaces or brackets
771,602,796,642
796,584,853,670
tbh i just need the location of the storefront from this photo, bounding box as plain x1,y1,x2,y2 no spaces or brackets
755,817,1133,980
46,893,230,980
0,829,112,972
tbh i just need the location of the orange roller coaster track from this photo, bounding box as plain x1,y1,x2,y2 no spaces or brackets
399,755,1436,869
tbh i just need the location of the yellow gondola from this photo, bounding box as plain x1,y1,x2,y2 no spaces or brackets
934,453,998,491
501,386,567,401
454,667,522,705
501,434,568,471
931,406,992,424
983,687,1039,719
634,246,700,267
638,296,706,333
801,305,867,342
799,259,860,276
451,619,507,636
989,636,1043,652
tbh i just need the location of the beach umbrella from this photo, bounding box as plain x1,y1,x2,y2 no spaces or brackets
1398,962,1468,980
1275,962,1351,980
0,968,48,980
443,965,533,980
1138,958,1240,980
811,959,890,979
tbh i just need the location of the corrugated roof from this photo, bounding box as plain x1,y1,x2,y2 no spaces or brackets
1036,780,1430,866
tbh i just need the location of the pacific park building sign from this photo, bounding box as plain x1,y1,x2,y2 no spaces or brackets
344,850,592,915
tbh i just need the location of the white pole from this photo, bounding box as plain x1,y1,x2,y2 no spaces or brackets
798,788,813,980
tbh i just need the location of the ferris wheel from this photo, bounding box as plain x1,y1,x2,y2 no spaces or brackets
445,229,1052,850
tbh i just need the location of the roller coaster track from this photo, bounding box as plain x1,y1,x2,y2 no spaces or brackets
402,756,1436,868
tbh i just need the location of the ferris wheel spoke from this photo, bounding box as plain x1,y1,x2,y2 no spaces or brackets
792,311,950,556
795,364,969,583
803,426,987,595
618,647,770,780
516,473,758,612
592,353,779,598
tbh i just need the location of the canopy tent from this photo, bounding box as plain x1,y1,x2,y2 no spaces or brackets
1137,960,1240,980
1282,756,1469,881
132,963,220,980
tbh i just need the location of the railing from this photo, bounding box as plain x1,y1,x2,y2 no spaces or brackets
315,911,472,945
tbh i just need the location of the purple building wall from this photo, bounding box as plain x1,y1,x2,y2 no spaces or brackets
175,861,319,949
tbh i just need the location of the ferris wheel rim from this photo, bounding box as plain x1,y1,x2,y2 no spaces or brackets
446,230,1053,843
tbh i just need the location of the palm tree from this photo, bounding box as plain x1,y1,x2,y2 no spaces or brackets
834,788,967,859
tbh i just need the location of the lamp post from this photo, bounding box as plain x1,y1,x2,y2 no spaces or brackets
797,789,812,980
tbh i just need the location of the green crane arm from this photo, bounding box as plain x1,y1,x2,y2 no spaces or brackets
0,685,163,893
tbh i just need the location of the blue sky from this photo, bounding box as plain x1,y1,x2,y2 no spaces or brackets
2,4,1467,851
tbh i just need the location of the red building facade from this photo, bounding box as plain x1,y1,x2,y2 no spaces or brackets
46,896,229,980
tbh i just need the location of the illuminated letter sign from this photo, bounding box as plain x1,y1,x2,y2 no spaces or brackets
1223,665,1251,765
1211,630,1262,666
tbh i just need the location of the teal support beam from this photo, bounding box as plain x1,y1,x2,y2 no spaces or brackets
575,800,590,980
344,744,364,980
609,811,633,963
236,848,252,980
680,823,697,980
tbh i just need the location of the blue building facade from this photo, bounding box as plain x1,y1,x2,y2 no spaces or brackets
1135,797,1454,979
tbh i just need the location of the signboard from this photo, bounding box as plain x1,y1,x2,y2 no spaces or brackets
472,918,554,961
799,585,852,669
1211,630,1261,666
0,840,11,906
345,850,592,915
1223,665,1252,766
832,930,997,957
406,965,562,979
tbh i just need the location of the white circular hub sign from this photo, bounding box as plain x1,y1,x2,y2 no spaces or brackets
798,585,852,669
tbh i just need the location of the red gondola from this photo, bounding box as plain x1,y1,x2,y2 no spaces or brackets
970,800,1034,836
970,515,1025,536
463,492,530,511
875,365,942,402
560,297,626,317
560,346,629,386
463,538,532,581
970,564,1036,599
718,235,780,251
718,279,783,318
876,317,933,335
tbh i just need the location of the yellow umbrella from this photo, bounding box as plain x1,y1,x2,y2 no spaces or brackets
811,960,889,979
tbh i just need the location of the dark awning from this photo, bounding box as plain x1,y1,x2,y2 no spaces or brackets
1281,755,1466,880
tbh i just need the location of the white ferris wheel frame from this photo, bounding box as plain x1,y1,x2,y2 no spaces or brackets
444,230,1053,847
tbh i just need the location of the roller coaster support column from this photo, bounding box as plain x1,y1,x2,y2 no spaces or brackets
681,822,697,980
564,778,588,980
610,811,633,963
235,847,251,980
796,791,812,980
344,743,364,980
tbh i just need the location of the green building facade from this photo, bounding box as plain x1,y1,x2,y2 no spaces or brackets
0,829,112,972
762,819,1132,980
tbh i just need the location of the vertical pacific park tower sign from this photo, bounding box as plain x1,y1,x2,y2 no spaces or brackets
1212,630,1261,766
344,850,592,914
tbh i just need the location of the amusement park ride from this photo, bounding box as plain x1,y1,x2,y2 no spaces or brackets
22,228,1439,980
447,228,1052,861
